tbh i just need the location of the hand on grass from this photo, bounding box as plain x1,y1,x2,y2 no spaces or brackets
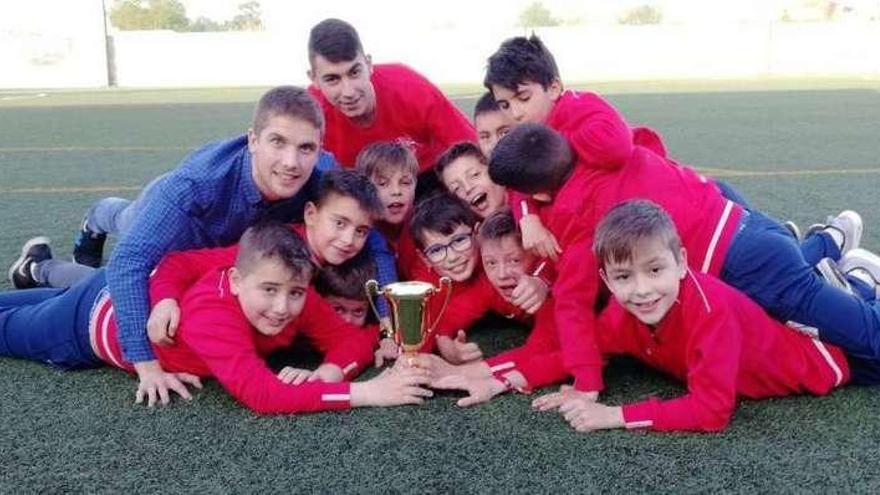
431,375,506,407
147,298,180,346
436,331,483,364
308,363,344,383
532,385,598,412
559,399,624,432
134,360,202,407
520,214,561,262
350,362,433,407
276,367,314,385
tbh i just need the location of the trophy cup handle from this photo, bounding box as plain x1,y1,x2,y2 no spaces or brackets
364,279,383,323
425,276,453,335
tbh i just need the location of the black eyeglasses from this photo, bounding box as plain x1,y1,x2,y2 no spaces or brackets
423,232,473,263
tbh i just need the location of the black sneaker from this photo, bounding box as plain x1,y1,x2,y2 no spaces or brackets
73,222,106,268
7,237,52,289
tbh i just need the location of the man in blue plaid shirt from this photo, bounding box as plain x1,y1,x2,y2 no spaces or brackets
9,86,397,406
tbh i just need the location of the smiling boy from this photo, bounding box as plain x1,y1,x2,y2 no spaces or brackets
0,222,431,413
543,200,880,433
306,18,475,195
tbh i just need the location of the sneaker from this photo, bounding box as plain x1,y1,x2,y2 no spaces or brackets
815,257,854,295
805,210,863,257
72,220,106,268
839,248,880,299
783,220,801,240
7,237,52,289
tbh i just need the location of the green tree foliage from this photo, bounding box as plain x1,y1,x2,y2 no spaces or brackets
226,1,262,31
109,0,263,32
109,0,189,31
518,1,560,28
618,5,663,25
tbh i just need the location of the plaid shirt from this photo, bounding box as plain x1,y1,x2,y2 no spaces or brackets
107,135,396,363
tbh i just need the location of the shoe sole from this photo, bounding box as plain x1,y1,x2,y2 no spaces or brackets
840,248,880,284
815,258,854,295
7,236,51,283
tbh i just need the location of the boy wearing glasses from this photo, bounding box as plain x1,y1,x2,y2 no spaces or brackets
398,194,548,363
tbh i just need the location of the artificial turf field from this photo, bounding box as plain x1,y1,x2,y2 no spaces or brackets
2,80,880,492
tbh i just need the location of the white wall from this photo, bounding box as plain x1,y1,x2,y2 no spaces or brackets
108,22,880,88
3,5,880,89
0,0,108,89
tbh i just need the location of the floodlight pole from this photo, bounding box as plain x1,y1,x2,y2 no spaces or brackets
101,0,117,87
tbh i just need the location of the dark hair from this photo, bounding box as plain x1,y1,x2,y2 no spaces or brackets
314,169,384,219
355,141,419,179
235,221,316,281
409,192,480,249
314,251,376,301
308,18,364,65
594,200,683,266
477,208,519,244
434,141,487,180
488,122,573,194
253,85,324,135
474,91,501,119
484,35,560,92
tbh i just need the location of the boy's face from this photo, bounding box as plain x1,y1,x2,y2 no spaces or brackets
601,238,687,327
248,114,321,202
230,258,310,336
325,295,369,327
439,155,507,219
475,109,514,156
371,167,416,225
480,235,537,301
491,80,562,125
308,53,376,124
304,193,373,266
419,224,478,282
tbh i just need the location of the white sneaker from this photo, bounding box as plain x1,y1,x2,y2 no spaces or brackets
839,248,880,299
815,257,854,295
807,210,863,256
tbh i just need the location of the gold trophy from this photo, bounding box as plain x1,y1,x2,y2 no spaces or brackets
365,278,453,357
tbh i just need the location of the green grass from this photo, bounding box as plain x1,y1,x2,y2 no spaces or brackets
1,85,880,492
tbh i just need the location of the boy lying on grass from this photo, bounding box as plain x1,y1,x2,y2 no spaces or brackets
0,222,430,413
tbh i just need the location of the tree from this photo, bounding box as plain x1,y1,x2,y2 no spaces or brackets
224,1,263,31
618,5,663,25
109,0,189,31
518,1,560,28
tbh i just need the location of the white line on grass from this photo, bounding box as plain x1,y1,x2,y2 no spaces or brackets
0,92,47,101
0,145,189,152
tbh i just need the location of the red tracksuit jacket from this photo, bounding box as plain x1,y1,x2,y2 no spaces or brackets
598,270,848,432
309,64,476,171
533,90,744,392
91,265,375,415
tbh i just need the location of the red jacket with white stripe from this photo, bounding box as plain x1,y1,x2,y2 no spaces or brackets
309,64,476,172
92,267,376,416
484,301,568,389
533,91,745,392
598,270,849,432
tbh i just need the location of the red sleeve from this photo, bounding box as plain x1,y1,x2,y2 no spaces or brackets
620,297,741,433
179,292,352,415
631,126,667,157
149,245,240,304
298,289,376,380
419,277,495,353
405,69,476,171
551,218,605,392
551,92,633,170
